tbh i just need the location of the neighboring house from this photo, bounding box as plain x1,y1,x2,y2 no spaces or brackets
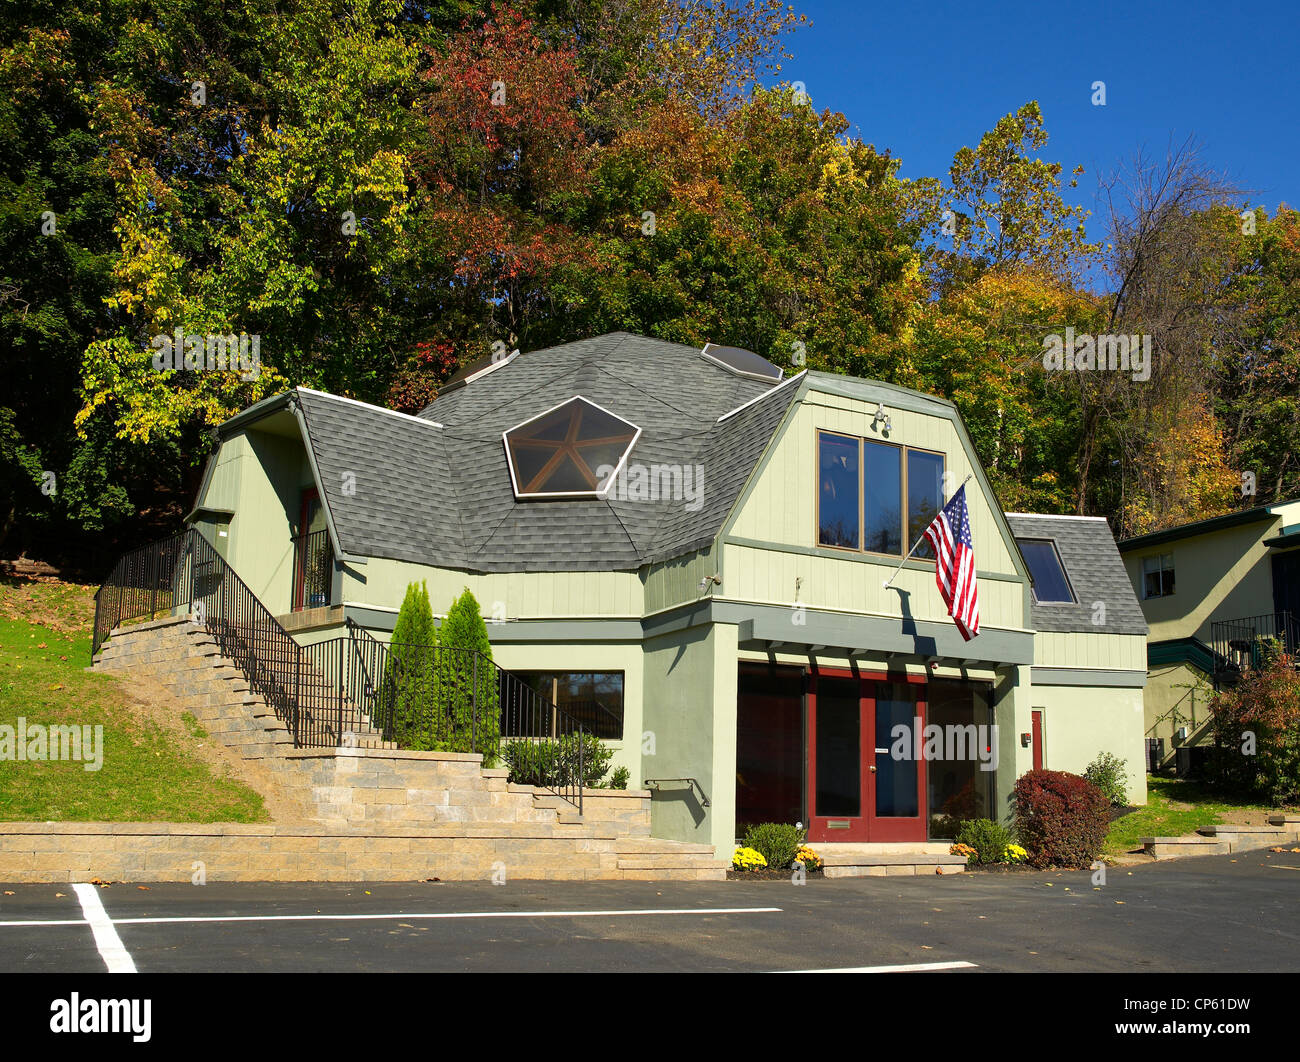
186,332,1148,853
1119,501,1300,767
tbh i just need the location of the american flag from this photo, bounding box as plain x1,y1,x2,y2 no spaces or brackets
921,484,980,640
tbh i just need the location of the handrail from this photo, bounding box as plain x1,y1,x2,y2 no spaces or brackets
643,777,711,807
1210,611,1300,688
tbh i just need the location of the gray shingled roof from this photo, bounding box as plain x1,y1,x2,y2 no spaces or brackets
1004,514,1147,636
291,333,798,573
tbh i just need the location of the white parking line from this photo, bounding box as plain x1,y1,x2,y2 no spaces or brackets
0,905,782,929
777,961,977,973
71,883,136,974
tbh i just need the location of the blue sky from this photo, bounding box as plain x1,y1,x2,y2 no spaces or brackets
768,0,1298,282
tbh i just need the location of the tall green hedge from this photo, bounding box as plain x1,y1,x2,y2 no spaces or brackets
434,588,500,758
381,581,436,748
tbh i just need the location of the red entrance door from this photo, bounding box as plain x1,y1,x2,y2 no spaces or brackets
806,670,927,843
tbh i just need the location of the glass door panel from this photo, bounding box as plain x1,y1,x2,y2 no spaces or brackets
815,677,861,819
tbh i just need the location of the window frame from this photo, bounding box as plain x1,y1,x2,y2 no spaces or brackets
502,395,641,500
815,428,946,562
815,429,863,553
1141,551,1176,599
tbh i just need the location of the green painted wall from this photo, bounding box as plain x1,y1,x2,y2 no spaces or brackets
1029,683,1148,804
640,621,738,853
990,666,1033,822
341,556,642,620
1143,660,1215,756
1034,632,1146,671
722,387,1029,633
490,641,645,786
195,423,316,615
644,546,716,616
1122,501,1300,643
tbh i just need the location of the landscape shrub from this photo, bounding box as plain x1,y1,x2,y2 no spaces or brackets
742,822,805,870
501,732,612,789
381,581,436,749
434,588,500,757
1209,646,1300,805
608,765,630,790
732,847,767,871
1083,751,1130,806
1011,769,1110,869
954,818,1014,865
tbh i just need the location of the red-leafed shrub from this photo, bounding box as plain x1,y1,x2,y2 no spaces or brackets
1011,769,1110,868
1209,646,1300,806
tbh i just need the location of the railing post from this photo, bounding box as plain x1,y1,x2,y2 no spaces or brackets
471,653,478,754
294,649,302,749
337,635,345,747
577,726,584,815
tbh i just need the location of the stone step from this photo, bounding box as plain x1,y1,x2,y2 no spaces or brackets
616,857,730,870
617,868,728,881
1141,835,1232,859
615,839,716,855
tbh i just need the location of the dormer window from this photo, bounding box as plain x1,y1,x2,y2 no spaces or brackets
503,396,640,499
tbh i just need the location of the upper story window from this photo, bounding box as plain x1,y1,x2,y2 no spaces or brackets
817,431,945,557
1018,538,1075,603
1142,552,1176,598
503,396,639,499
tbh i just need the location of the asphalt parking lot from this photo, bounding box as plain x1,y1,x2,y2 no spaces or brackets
2,851,1298,973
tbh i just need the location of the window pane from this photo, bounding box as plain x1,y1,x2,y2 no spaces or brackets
507,671,624,740
1019,539,1074,602
863,441,902,554
907,450,945,560
815,678,860,817
505,398,638,496
818,433,860,548
875,683,919,818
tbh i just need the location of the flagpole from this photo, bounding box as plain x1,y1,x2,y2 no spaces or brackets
881,473,973,589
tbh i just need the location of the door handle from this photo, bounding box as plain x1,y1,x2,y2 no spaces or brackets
869,765,877,773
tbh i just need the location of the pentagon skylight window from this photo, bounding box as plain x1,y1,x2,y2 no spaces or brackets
504,396,640,499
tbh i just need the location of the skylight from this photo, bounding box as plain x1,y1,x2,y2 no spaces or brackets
503,396,640,498
1018,538,1075,603
700,343,783,383
440,347,519,393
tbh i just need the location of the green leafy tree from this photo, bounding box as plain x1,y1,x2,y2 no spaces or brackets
435,587,500,758
382,580,436,748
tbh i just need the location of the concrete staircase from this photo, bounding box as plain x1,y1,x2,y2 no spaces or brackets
90,615,726,881
1141,816,1300,860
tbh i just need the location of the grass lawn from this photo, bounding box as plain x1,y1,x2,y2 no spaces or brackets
1104,774,1289,855
0,575,268,823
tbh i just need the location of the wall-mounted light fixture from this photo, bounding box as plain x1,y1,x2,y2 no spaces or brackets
872,402,892,432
